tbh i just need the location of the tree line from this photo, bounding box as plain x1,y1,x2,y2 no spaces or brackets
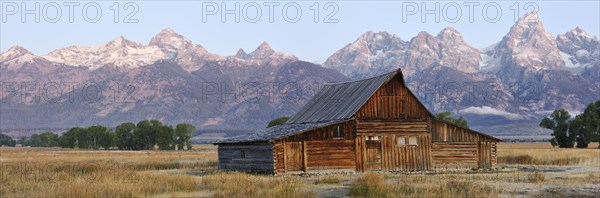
6,120,196,150
540,100,600,148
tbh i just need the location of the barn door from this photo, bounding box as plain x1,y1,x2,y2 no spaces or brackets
365,136,382,171
285,142,304,172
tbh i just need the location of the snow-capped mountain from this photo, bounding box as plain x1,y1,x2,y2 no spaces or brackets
1,13,598,136
556,27,600,68
44,36,165,70
0,29,344,133
324,28,480,78
323,31,408,78
486,12,565,72
0,46,51,71
323,12,599,134
149,28,222,72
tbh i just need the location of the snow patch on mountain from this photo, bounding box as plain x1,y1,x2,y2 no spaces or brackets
0,46,51,70
560,52,582,68
44,36,165,70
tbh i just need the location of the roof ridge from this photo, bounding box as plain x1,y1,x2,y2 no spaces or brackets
325,69,399,85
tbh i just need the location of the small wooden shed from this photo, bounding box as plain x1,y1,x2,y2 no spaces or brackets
215,69,500,174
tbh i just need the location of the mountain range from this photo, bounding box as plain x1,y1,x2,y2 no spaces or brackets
1,12,598,138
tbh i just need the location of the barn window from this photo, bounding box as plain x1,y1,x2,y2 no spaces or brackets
367,136,380,141
396,137,406,146
333,126,344,139
240,150,246,158
408,137,418,146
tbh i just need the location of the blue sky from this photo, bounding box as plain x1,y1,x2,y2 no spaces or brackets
1,1,599,63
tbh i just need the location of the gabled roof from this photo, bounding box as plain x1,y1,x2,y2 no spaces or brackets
287,70,401,123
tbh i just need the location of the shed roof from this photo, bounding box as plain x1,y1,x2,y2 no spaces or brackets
215,119,349,144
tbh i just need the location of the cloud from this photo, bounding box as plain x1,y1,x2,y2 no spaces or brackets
459,106,523,120
202,117,224,126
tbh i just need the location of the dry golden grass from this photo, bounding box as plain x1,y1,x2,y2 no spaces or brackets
1,143,598,197
0,146,215,197
347,172,499,198
497,142,600,166
201,172,316,198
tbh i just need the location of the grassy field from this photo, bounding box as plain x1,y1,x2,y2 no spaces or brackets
1,143,598,197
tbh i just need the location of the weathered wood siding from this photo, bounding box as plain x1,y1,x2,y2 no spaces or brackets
356,76,429,120
355,119,432,171
273,121,356,174
478,141,497,168
273,142,284,172
353,76,432,171
432,142,478,169
356,134,432,171
218,143,274,172
356,119,429,133
431,119,497,142
430,119,498,169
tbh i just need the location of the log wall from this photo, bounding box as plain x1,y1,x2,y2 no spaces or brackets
430,119,499,169
273,121,356,174
218,143,274,172
432,142,478,169
355,119,432,171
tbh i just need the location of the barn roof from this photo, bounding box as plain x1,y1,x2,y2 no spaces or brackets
287,70,406,123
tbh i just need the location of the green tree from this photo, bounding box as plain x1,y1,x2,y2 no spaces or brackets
75,128,89,149
38,132,59,147
540,109,575,148
87,126,112,149
0,133,16,146
268,116,290,127
29,134,42,147
59,128,81,148
572,100,600,148
175,123,195,150
157,125,175,150
115,122,136,150
570,117,588,148
17,136,29,146
99,129,114,150
435,112,469,128
134,120,162,150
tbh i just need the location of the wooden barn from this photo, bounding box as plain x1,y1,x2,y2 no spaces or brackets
215,69,500,174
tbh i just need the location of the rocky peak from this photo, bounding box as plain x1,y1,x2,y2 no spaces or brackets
571,26,593,38
356,31,406,53
436,27,464,44
248,42,275,59
149,28,195,51
0,45,34,62
106,36,139,48
235,48,248,59
407,29,479,73
495,12,564,70
557,26,599,66
557,27,598,50
408,31,438,52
